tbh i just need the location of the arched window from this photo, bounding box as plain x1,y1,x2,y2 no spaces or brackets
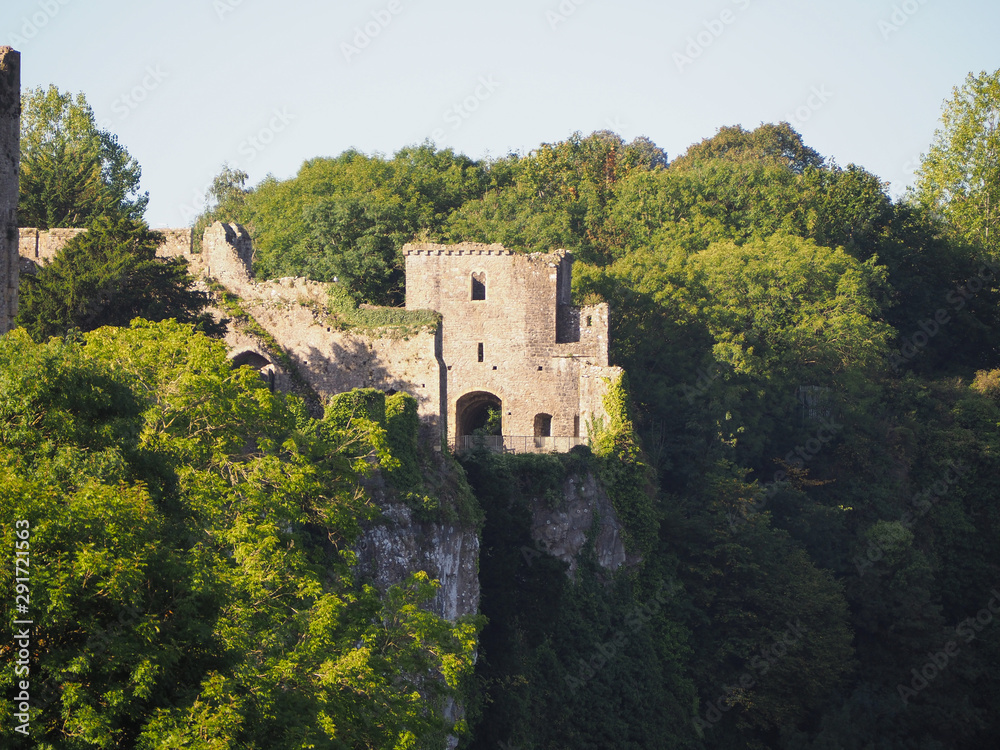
471,272,486,300
533,413,552,438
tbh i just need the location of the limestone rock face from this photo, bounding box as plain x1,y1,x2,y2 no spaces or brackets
354,478,480,622
528,471,631,578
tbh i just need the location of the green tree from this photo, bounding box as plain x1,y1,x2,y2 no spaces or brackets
914,69,1000,257
670,122,824,174
447,131,667,263
16,217,218,340
18,85,148,227
0,321,481,748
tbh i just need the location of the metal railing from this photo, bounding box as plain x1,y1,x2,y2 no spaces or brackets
453,435,590,454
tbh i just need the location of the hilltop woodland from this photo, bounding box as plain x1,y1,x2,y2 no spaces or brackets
3,71,1000,748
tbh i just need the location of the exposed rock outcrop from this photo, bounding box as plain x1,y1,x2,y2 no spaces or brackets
526,471,633,578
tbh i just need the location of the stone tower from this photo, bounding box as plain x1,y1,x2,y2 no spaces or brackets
403,242,620,449
0,47,19,334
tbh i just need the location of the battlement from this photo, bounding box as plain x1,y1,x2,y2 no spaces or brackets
403,242,515,257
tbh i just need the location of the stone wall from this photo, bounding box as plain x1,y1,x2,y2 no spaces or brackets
157,228,194,259
18,228,88,263
237,285,443,432
0,47,19,334
17,226,198,269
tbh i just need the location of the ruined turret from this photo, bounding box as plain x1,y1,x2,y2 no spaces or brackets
0,47,20,334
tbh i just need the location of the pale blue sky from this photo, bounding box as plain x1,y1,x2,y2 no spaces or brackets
6,0,998,228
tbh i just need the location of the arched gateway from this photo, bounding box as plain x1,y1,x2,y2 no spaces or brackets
455,391,502,438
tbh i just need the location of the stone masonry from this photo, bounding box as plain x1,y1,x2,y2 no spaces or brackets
404,242,620,447
0,47,19,334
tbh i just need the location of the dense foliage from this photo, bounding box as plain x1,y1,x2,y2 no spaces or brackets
5,66,1000,748
914,69,1000,258
0,321,479,748
197,71,1000,747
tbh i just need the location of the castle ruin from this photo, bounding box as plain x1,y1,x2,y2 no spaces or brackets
0,47,19,334
15,223,622,452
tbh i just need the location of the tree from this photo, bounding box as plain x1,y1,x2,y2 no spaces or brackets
670,122,824,175
914,69,1000,257
16,217,218,340
19,85,147,228
0,321,481,748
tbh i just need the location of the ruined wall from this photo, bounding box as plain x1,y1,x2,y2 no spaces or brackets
0,48,19,334
17,226,198,271
579,362,624,434
403,243,617,444
242,288,442,431
157,228,194,259
10,221,618,450
18,228,88,263
202,222,253,292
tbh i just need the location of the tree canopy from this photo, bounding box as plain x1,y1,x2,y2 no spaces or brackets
914,69,1000,258
0,321,479,748
18,85,148,228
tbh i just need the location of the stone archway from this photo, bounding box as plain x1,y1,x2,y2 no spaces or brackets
455,390,502,437
229,347,277,391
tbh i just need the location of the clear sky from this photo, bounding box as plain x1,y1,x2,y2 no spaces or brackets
6,0,999,228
